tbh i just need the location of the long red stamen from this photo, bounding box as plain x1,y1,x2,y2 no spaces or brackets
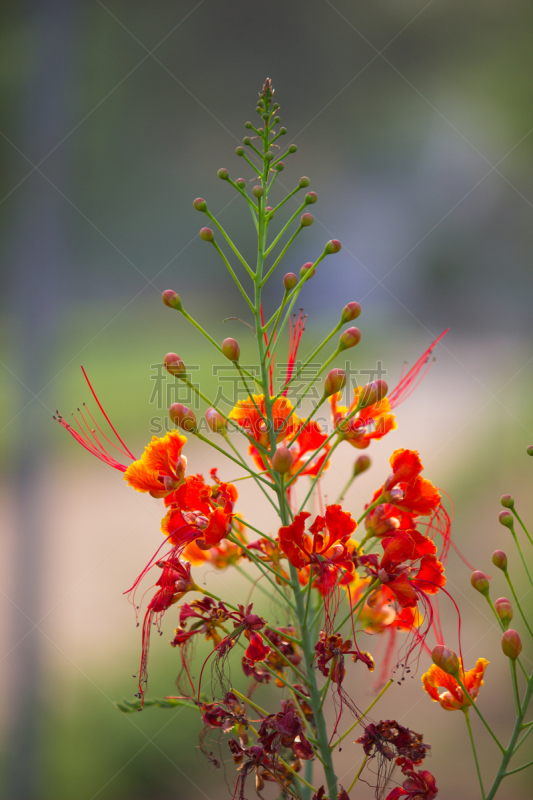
388,330,448,409
81,366,136,458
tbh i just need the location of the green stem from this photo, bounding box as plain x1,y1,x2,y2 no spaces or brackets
512,508,533,548
464,708,485,799
261,225,304,286
455,676,505,754
211,241,255,309
332,678,394,747
510,529,533,589
264,202,305,256
205,210,254,278
503,568,533,638
347,755,368,794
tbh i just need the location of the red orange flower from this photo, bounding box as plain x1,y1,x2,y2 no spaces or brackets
330,388,396,450
422,657,489,711
249,418,331,484
229,394,296,448
124,430,187,498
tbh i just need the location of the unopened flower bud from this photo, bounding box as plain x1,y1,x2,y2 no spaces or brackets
305,191,318,205
200,227,214,242
275,162,284,171
471,570,490,597
288,144,297,153
492,550,508,570
338,327,361,351
499,511,514,529
253,186,264,198
243,137,252,146
265,151,274,162
272,446,293,474
265,207,273,214
325,239,342,254
501,629,522,660
244,121,252,129
236,146,245,156
221,337,240,362
431,645,460,676
169,403,197,432
353,454,371,477
301,213,314,226
300,261,315,280
235,178,246,190
206,407,226,434
273,115,280,123
324,368,346,397
279,127,287,135
527,445,533,456
162,290,182,310
299,176,310,188
359,380,388,408
341,302,361,323
164,353,186,378
217,168,229,180
495,597,513,629
193,197,207,211
500,494,514,509
284,273,298,291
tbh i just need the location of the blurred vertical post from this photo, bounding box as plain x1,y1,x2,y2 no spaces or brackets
6,2,79,798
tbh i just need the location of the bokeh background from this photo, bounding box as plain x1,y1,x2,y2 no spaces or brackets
1,1,533,798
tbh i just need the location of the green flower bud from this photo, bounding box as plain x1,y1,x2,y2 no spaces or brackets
288,144,297,153
273,115,280,123
495,597,513,629
272,446,293,474
338,327,361,351
236,146,245,156
193,197,207,211
431,645,460,676
305,191,318,205
299,176,310,188
205,407,227,434
200,227,214,242
499,511,514,529
324,368,346,397
341,302,361,323
353,454,371,477
162,290,182,310
492,550,508,570
283,273,298,291
500,494,514,509
235,178,246,190
279,127,287,135
164,353,186,378
169,403,197,433
265,151,274,161
253,186,264,198
221,337,240,362
527,445,533,456
325,239,342,254
301,213,314,227
359,380,388,408
471,570,490,597
275,162,285,171
243,137,252,146
217,168,229,180
501,629,522,660
244,122,252,129
300,261,315,280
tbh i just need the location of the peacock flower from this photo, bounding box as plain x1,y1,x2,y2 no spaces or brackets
229,394,296,448
124,430,188,498
249,418,331,484
422,657,489,711
330,389,396,450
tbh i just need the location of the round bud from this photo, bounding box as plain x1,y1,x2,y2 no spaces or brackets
261,112,269,120
325,239,342,254
236,146,245,156
499,511,514,529
162,290,182,310
301,213,314,227
339,327,361,351
501,629,522,660
283,272,298,291
305,191,318,205
200,227,214,242
300,261,315,280
272,103,279,111
245,122,252,129
265,206,273,213
492,550,508,570
272,446,293,475
470,570,490,597
324,368,346,397
273,115,280,123
431,645,460,676
193,197,207,211
500,494,514,509
279,127,287,135
299,176,310,188
265,151,274,161
235,178,246,190
217,168,229,180
527,445,533,456
495,597,513,629
206,407,226,434
164,353,186,378
169,403,197,432
359,380,388,408
253,186,264,198
243,137,251,146
288,144,297,153
275,161,284,171
341,302,361,323
221,337,240,362
353,454,371,478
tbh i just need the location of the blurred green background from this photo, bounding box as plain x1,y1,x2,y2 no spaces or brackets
1,1,533,798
